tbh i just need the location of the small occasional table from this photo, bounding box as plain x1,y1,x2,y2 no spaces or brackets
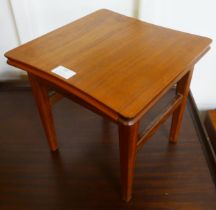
5,9,211,202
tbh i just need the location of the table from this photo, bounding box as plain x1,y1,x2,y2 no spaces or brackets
205,110,216,152
5,9,212,202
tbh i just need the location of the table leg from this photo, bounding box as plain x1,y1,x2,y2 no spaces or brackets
169,70,193,143
118,122,139,202
28,74,58,151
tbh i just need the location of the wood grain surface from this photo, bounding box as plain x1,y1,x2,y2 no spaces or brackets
205,110,216,154
5,9,212,119
0,88,216,209
208,110,216,129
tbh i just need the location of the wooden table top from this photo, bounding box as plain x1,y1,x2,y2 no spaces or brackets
5,9,212,119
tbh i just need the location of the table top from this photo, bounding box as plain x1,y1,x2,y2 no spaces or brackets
5,9,212,119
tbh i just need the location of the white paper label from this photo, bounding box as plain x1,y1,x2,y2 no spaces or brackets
51,66,76,79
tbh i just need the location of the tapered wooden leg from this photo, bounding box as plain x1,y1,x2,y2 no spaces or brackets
28,74,58,151
169,70,193,143
118,122,139,202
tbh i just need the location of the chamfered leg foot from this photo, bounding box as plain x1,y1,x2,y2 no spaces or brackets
118,122,139,202
28,73,58,151
169,70,193,143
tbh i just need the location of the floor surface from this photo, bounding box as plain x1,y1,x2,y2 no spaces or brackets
0,89,216,210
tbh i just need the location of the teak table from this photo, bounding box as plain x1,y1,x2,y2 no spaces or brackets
5,9,212,202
